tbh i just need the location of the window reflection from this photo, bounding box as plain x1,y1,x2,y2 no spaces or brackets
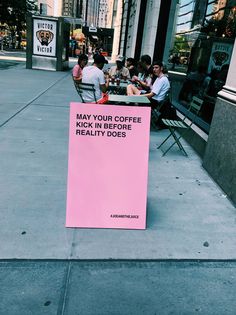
169,0,236,128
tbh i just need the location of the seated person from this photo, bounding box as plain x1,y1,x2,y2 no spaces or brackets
81,54,109,103
179,65,207,104
127,61,152,95
126,57,138,78
109,55,130,80
72,54,88,81
140,54,153,76
140,61,170,107
200,67,227,123
198,69,219,99
141,61,173,128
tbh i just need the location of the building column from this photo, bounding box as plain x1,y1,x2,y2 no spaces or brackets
162,0,179,64
203,39,236,205
124,0,142,59
152,0,171,60
111,0,123,61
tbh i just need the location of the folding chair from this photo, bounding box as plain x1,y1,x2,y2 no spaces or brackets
72,76,97,103
157,96,204,156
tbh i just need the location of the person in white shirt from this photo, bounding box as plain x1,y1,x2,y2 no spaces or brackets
141,61,170,104
109,55,130,79
82,54,109,103
141,61,173,129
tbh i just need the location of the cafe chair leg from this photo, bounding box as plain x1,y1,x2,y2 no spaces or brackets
159,127,188,157
157,131,172,149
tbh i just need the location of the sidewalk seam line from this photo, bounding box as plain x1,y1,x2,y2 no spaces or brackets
31,104,69,108
57,261,72,315
0,72,70,129
1,258,236,262
57,231,76,314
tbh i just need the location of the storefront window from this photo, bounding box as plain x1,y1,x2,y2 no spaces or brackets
169,0,236,129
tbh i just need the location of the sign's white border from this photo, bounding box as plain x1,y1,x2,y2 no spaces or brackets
33,19,57,57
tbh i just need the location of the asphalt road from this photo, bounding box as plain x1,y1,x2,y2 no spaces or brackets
0,60,25,69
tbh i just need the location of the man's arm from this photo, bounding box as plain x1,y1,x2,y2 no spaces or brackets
139,91,155,99
100,75,110,93
73,75,82,81
138,77,162,99
123,67,131,79
134,76,151,91
109,67,115,78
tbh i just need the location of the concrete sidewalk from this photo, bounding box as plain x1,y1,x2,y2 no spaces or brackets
0,65,235,260
1,260,236,315
0,63,236,314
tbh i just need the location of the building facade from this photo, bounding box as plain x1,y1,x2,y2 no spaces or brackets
61,0,76,16
38,0,54,16
110,0,123,60
168,0,236,203
83,0,100,26
54,0,115,27
59,0,83,18
106,0,115,28
115,0,236,203
118,0,177,62
98,0,115,28
98,0,108,28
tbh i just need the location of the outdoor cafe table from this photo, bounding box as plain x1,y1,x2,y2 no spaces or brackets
108,81,129,95
107,94,150,105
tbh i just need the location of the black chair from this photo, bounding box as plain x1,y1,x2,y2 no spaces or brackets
150,90,172,129
151,99,166,128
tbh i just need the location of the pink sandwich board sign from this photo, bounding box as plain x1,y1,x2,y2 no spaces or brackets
66,102,151,229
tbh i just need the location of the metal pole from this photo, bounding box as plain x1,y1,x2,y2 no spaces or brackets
0,37,3,51
85,0,88,26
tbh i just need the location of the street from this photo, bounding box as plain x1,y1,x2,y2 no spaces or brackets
0,60,24,69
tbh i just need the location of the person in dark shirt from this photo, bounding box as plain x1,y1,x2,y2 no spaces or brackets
179,65,207,103
141,54,153,75
126,57,138,78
